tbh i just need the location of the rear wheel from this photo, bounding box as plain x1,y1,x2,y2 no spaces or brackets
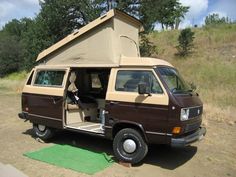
33,124,54,140
113,128,148,164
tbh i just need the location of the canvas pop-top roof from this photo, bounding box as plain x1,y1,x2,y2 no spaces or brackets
36,9,143,67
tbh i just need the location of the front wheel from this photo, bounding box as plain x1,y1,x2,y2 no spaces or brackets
33,124,54,140
113,128,148,164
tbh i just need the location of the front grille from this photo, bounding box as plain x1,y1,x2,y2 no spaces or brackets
189,106,203,119
185,122,201,133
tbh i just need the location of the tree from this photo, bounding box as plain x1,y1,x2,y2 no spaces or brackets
0,34,22,77
173,3,189,29
21,17,54,70
0,18,33,75
38,0,106,43
205,13,230,26
1,18,33,40
177,28,195,56
117,0,189,31
139,0,160,32
155,0,189,30
139,33,155,57
115,0,140,16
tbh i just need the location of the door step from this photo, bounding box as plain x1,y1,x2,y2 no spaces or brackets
66,122,104,134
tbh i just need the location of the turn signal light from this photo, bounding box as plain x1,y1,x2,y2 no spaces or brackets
172,127,181,134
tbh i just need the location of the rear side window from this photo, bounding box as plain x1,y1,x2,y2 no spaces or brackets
34,70,65,87
115,70,163,93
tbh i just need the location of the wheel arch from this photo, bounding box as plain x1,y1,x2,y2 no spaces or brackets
112,121,148,143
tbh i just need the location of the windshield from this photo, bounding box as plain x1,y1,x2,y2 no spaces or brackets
155,67,191,94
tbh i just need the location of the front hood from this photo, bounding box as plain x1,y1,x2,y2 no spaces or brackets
173,93,203,108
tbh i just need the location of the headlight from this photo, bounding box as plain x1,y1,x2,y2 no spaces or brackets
180,108,189,121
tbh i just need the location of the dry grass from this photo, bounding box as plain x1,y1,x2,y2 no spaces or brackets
150,24,236,107
202,104,236,126
0,71,27,94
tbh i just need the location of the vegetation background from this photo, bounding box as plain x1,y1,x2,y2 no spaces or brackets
0,0,235,125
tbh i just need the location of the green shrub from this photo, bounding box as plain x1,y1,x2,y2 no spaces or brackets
5,71,27,80
140,33,156,57
177,28,195,56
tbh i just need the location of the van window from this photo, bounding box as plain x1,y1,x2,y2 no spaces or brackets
115,70,163,93
34,70,65,87
156,67,190,93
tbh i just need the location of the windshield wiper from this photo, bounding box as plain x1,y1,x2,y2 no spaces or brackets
172,89,193,95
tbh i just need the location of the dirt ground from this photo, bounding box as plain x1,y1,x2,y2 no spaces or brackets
0,92,235,177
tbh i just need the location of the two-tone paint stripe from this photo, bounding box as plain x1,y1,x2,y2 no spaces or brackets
28,113,62,122
146,131,172,136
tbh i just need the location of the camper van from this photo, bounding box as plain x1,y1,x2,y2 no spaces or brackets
18,10,206,164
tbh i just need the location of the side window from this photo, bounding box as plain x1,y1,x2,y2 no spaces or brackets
115,70,163,93
34,70,65,87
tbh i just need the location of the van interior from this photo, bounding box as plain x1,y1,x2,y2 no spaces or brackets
65,68,110,134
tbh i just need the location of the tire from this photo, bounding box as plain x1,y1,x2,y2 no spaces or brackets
113,128,148,164
33,124,54,140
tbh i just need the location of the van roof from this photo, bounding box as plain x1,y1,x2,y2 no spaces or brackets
35,56,173,69
120,56,173,67
36,9,143,62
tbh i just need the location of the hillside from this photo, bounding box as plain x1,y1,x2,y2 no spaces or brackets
150,24,236,125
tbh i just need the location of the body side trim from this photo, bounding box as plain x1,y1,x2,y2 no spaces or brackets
28,113,62,122
146,131,172,136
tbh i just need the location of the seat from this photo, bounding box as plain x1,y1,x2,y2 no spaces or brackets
124,78,140,92
68,72,78,93
67,72,79,104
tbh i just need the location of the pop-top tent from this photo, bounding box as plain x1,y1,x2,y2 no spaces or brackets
36,9,143,67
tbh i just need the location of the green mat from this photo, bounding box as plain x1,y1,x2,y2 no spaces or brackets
24,144,114,175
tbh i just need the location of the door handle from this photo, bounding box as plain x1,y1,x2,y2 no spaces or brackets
110,101,119,105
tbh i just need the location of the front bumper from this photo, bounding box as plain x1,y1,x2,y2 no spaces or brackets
18,112,28,120
171,127,206,147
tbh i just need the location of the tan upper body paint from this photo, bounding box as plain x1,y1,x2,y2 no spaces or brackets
23,57,173,104
120,56,173,67
105,67,169,106
22,68,70,96
33,56,173,68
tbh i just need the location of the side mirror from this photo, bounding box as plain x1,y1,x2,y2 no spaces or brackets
138,83,151,95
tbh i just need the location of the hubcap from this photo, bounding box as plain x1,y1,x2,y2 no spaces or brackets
38,124,46,132
123,139,136,153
